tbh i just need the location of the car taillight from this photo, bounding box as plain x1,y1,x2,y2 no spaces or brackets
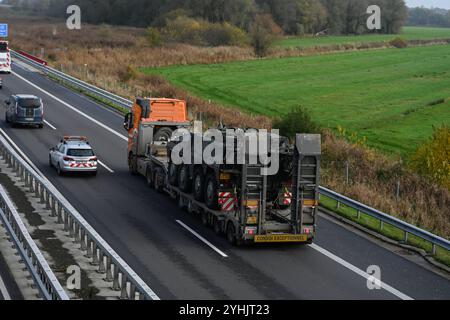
63,157,74,161
90,157,97,161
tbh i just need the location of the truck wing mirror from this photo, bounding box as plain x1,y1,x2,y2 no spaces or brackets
124,112,134,131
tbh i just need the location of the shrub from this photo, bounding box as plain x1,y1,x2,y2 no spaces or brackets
390,37,408,49
249,14,282,57
118,65,139,82
273,106,321,139
409,125,450,189
202,22,248,47
146,27,162,47
164,16,203,45
161,16,248,47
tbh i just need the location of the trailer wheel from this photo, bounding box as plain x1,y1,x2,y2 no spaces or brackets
226,223,236,245
193,170,204,201
128,154,137,175
154,168,164,193
178,196,186,210
213,218,222,235
205,174,219,209
146,166,153,188
201,211,209,226
168,163,179,186
154,127,173,142
178,165,191,192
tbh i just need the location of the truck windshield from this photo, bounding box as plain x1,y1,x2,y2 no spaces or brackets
18,98,41,109
67,149,94,157
0,43,7,52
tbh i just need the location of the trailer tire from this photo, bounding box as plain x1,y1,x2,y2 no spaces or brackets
154,127,173,142
205,174,219,210
201,211,209,226
178,165,191,192
168,163,179,186
154,168,165,193
213,218,222,235
226,223,236,245
146,167,153,188
193,170,204,201
128,154,137,175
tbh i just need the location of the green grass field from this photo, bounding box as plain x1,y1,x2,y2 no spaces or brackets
277,26,450,48
144,45,450,155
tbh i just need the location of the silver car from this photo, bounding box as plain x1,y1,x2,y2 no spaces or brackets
49,136,98,176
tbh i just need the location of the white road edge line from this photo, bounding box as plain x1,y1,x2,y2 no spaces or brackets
98,160,114,173
10,64,413,300
0,271,12,300
176,220,228,258
12,71,128,142
43,120,57,130
0,128,46,178
309,243,414,300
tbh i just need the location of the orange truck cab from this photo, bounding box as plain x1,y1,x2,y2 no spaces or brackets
124,97,191,173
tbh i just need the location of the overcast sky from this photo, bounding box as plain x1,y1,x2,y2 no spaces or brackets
405,0,450,9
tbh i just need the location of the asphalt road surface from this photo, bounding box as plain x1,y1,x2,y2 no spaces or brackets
0,61,448,300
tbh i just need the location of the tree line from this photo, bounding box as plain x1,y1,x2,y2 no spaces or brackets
407,7,450,28
8,0,408,35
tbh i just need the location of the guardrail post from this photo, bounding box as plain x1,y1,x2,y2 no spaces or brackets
85,238,93,258
57,204,63,224
74,223,81,243
356,210,360,220
40,185,45,204
45,189,51,210
63,210,69,231
91,243,99,265
404,231,409,243
80,229,87,251
432,244,436,255
112,266,120,291
336,200,340,210
129,283,136,300
98,253,106,273
380,220,384,231
50,197,56,217
29,176,35,193
120,275,129,299
34,180,40,198
105,257,114,282
69,216,75,238
24,172,30,187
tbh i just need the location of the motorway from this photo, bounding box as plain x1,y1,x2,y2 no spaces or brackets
0,60,449,300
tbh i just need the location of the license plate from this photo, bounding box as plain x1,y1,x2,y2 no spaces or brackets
254,234,308,243
25,118,34,121
77,161,87,164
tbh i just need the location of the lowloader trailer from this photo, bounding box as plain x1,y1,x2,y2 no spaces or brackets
125,98,321,245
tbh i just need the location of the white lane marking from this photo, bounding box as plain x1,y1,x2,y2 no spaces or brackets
0,128,46,178
309,243,414,300
98,160,114,173
11,66,416,300
176,220,228,258
12,71,128,142
0,271,11,300
43,120,57,130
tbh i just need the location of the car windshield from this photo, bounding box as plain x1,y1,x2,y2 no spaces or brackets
18,98,41,108
67,149,94,157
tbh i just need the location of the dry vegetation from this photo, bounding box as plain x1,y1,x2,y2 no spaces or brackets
322,131,449,237
4,14,449,238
